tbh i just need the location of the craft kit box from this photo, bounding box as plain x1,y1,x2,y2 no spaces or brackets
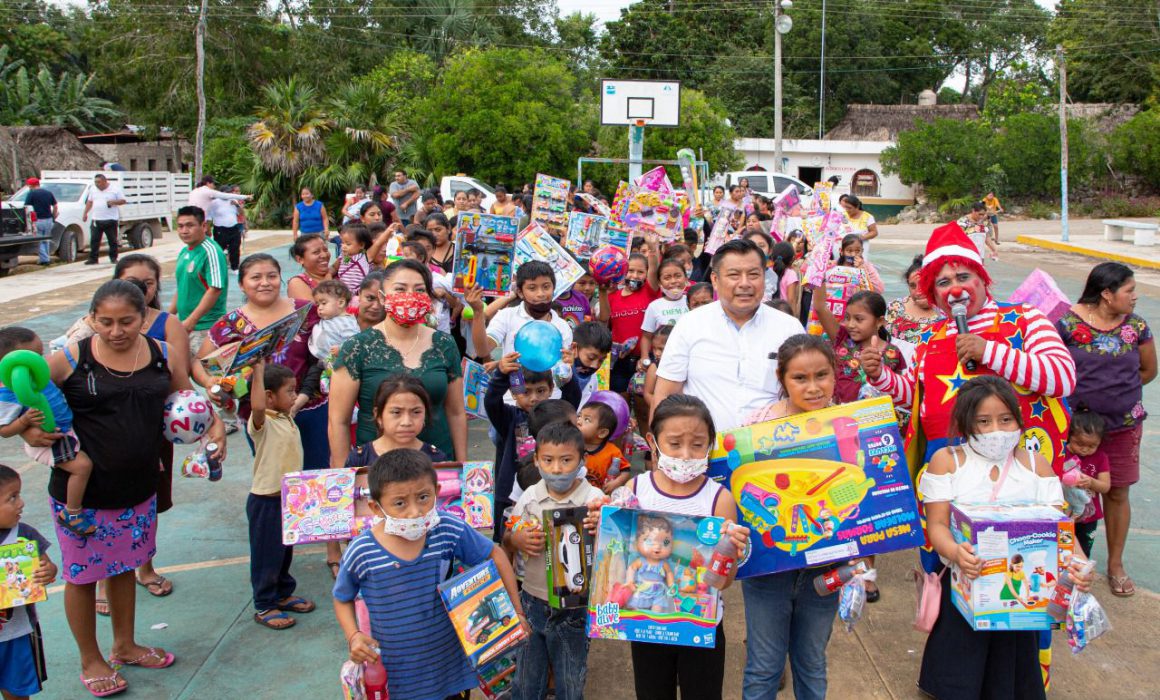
439,560,528,668
708,396,925,578
949,503,1075,631
588,506,725,648
543,506,594,609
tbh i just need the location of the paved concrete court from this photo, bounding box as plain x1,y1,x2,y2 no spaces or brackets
3,223,1158,698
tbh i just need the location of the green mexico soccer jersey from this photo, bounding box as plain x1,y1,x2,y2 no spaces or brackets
176,239,228,331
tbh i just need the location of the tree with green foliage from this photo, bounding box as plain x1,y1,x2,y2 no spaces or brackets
411,0,497,64
588,88,741,192
1049,0,1160,103
994,113,1099,197
0,45,120,132
881,118,994,201
1110,110,1160,189
248,78,331,211
413,48,594,187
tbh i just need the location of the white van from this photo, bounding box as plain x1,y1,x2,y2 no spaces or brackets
439,175,496,212
719,171,814,200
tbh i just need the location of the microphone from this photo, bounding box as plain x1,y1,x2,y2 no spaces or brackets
951,303,976,371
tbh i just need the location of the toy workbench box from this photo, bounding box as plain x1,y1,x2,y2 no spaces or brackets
708,396,924,578
949,502,1075,631
587,505,725,648
439,560,527,668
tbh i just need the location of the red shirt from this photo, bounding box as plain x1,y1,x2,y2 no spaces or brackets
608,283,660,352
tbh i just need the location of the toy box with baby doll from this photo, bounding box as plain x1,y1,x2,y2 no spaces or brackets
439,559,528,668
587,505,726,648
708,396,925,578
543,506,595,609
0,538,46,608
949,502,1075,631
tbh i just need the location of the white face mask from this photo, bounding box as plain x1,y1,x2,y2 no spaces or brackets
380,507,440,541
967,430,1022,463
654,446,710,484
662,286,685,301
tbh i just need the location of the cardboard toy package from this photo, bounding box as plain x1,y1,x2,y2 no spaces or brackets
0,538,47,608
439,560,528,668
806,265,866,335
543,506,594,609
531,173,571,241
462,358,491,420
1008,269,1071,323
708,397,925,578
476,648,518,699
949,503,1075,631
452,212,519,296
588,505,725,648
282,468,367,545
513,222,585,299
461,461,496,530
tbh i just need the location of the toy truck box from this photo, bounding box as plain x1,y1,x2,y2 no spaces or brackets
588,506,724,648
543,506,594,609
708,396,924,578
439,560,527,668
949,502,1075,631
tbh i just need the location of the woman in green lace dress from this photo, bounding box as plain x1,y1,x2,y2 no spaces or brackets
328,259,467,466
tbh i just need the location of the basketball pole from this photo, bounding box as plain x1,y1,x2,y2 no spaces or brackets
628,119,646,182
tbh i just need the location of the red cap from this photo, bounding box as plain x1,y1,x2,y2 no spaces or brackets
25,177,39,186
922,221,981,270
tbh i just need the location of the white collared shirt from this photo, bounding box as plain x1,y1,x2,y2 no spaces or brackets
657,301,805,431
487,303,574,404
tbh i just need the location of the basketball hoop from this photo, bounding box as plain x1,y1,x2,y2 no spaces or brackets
633,119,648,127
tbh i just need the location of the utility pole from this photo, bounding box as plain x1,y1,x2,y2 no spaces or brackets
194,0,208,182
818,0,826,139
774,1,793,173
1057,44,1069,243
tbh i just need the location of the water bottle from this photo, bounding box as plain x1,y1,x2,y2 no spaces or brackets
813,561,867,596
205,442,222,482
604,457,622,486
1047,556,1095,623
364,658,388,700
703,523,738,590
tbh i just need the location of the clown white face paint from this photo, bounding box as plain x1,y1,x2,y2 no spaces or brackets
932,263,988,317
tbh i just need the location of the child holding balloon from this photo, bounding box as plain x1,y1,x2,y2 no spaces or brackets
0,327,95,537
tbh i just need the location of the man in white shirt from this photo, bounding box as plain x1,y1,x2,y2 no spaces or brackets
654,238,805,431
82,174,127,265
188,175,250,224
209,194,244,271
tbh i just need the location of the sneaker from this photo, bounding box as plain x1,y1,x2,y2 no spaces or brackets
84,260,99,266
58,508,97,538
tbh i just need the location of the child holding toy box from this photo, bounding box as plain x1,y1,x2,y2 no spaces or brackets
0,464,57,699
335,448,526,700
917,376,1091,700
505,422,602,700
609,394,750,700
737,335,844,699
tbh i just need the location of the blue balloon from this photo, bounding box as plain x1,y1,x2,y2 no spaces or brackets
513,321,563,372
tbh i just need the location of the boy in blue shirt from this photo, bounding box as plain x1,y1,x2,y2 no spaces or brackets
334,449,526,700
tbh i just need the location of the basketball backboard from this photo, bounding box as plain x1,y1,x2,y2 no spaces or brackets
600,79,681,127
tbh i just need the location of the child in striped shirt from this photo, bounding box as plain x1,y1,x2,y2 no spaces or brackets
335,448,526,700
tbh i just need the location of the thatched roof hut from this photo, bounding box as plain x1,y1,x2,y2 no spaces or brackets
0,126,104,191
824,104,980,141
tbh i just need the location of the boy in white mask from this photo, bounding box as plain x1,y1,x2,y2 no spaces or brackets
335,448,526,699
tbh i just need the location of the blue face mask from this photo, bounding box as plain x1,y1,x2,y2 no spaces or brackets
538,466,586,492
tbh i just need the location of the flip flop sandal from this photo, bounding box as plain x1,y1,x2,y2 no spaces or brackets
276,596,316,613
136,575,174,597
1109,575,1136,597
327,561,341,579
108,646,176,669
95,597,111,617
80,671,127,697
254,609,296,630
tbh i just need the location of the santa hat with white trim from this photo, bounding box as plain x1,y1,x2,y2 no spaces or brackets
922,221,981,270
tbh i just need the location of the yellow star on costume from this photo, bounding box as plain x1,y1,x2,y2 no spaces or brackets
938,366,974,404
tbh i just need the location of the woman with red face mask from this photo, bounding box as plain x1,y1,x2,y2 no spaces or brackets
328,258,467,467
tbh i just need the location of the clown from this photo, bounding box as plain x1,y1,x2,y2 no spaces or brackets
861,221,1076,688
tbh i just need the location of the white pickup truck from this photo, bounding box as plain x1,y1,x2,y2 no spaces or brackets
0,170,191,273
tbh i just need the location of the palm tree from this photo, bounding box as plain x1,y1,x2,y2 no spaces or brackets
326,82,407,184
16,69,122,132
248,78,331,201
413,0,497,64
